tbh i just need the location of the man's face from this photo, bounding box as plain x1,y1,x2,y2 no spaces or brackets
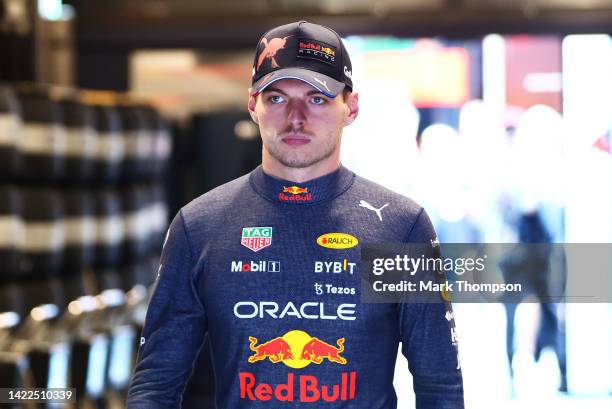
248,79,358,170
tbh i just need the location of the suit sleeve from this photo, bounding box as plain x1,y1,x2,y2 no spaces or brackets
399,207,464,409
127,209,207,409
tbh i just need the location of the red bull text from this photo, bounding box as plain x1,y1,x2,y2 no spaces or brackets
239,371,356,402
279,185,312,202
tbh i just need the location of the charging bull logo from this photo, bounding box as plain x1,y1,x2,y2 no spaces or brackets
321,46,335,57
247,330,346,368
283,186,308,195
239,371,356,402
241,330,356,402
301,337,347,365
256,36,291,71
248,336,294,363
279,186,312,202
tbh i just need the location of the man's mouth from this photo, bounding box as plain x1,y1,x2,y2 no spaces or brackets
281,134,311,147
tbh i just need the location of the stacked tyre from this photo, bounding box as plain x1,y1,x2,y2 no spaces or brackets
0,83,171,405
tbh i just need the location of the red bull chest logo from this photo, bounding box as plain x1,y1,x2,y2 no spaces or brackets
248,330,346,368
240,330,356,402
279,185,312,202
241,227,272,252
239,371,356,402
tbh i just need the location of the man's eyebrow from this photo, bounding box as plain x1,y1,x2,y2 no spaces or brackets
262,87,327,97
262,87,286,95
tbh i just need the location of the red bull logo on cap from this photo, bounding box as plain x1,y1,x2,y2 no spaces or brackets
297,39,336,64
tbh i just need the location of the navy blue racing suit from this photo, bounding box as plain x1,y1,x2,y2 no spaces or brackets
127,165,464,408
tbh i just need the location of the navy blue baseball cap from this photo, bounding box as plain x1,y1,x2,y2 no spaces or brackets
251,21,353,98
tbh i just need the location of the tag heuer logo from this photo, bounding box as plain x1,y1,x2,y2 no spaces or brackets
241,227,273,252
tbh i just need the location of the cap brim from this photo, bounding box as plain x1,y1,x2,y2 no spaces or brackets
252,68,345,98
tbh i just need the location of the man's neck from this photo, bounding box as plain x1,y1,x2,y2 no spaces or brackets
262,155,341,183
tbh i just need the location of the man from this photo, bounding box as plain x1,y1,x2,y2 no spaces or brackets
127,21,464,408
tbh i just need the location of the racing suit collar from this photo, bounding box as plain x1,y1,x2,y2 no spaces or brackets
249,164,355,205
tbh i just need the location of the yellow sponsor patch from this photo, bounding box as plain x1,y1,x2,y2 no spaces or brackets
316,233,358,249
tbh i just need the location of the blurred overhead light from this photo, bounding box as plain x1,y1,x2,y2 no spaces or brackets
30,303,59,322
0,312,20,328
38,0,74,21
38,0,62,20
523,72,562,93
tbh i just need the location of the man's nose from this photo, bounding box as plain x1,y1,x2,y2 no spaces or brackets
287,98,307,127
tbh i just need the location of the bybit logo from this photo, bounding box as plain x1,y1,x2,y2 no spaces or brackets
314,259,356,274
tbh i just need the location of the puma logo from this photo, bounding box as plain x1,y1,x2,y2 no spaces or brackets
313,77,330,93
358,200,389,222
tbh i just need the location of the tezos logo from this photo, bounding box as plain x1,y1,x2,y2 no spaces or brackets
241,227,272,252
316,233,358,249
315,283,356,296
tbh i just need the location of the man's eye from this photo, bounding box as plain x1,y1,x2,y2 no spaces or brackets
311,96,326,105
269,95,284,104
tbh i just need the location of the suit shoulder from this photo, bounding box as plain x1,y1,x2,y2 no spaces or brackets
351,174,423,216
349,174,435,241
180,173,252,222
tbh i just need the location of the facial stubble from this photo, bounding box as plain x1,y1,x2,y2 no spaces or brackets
264,127,343,169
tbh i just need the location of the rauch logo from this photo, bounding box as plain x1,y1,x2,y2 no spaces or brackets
316,233,358,249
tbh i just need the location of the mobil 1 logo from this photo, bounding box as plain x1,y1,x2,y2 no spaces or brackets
231,260,281,273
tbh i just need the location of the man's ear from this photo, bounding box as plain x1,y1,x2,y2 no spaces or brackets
343,91,359,127
247,88,258,124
